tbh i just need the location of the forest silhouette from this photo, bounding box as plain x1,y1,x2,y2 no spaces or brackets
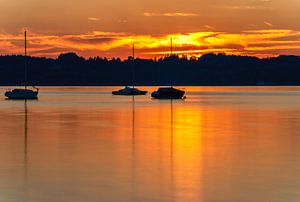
1,52,300,86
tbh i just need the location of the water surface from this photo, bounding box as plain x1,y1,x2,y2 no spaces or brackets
1,86,300,202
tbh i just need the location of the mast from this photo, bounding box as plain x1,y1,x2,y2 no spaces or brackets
171,38,173,87
132,43,135,89
170,37,173,55
132,43,135,60
24,31,28,89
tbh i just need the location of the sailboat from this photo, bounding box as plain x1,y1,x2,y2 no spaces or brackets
112,44,147,96
5,31,39,100
151,38,186,99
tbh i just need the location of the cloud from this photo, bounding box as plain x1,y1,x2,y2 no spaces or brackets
88,17,100,21
264,21,273,27
65,36,114,45
204,25,215,30
260,0,271,1
218,5,274,10
31,47,72,54
0,29,300,59
143,12,198,17
118,19,128,23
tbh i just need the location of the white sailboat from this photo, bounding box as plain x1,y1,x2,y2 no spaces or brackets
5,31,39,100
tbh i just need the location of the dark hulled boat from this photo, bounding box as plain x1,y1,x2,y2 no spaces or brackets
5,31,39,100
112,44,147,96
151,87,185,99
151,38,186,100
5,88,38,100
112,86,147,96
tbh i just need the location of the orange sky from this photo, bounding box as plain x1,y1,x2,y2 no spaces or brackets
0,0,300,59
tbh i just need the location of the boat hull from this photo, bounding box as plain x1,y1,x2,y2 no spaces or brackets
5,89,38,100
112,91,147,96
151,87,185,99
112,87,147,96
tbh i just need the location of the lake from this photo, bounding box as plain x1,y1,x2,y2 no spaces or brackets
1,86,300,202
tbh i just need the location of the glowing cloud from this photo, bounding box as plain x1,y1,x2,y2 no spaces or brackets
0,29,300,59
88,17,100,21
143,12,198,17
217,5,274,10
264,21,273,27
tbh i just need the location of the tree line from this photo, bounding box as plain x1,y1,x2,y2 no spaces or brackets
0,52,300,86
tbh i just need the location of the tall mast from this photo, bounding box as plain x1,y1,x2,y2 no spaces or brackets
132,43,135,89
170,37,173,55
132,43,135,60
24,31,28,89
171,38,173,87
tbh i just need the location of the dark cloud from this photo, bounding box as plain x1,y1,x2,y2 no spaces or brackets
65,37,115,44
31,47,73,54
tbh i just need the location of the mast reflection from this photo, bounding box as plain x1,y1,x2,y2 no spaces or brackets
170,99,174,201
24,99,28,171
23,99,29,196
131,95,136,198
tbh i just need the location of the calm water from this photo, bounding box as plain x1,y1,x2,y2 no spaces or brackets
1,86,300,202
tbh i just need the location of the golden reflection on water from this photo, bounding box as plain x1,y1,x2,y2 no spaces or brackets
1,87,300,201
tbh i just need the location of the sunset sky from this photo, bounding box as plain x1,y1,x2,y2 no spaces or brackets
0,0,300,59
